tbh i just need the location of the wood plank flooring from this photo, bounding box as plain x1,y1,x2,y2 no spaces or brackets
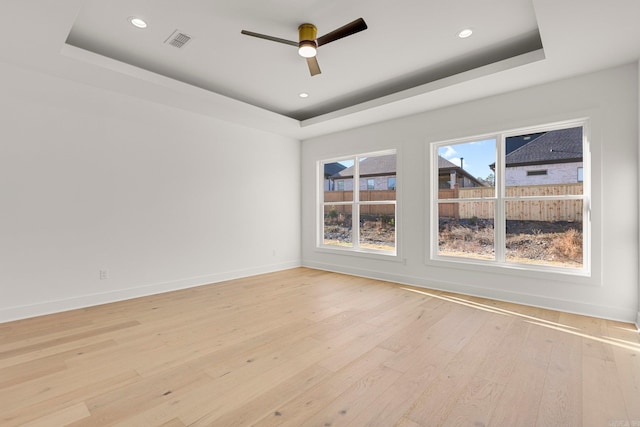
1,267,639,426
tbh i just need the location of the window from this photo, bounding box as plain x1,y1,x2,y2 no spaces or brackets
337,181,344,191
432,121,589,274
388,177,396,190
320,150,397,255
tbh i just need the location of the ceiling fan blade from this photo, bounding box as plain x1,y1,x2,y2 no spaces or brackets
307,56,321,76
241,30,298,47
316,18,367,47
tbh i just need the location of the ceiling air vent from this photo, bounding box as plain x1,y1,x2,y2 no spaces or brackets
164,30,192,48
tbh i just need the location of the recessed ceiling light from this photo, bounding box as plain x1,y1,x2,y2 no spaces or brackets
128,17,148,29
299,92,309,98
458,28,473,38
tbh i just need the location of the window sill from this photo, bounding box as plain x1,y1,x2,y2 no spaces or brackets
425,255,596,285
315,245,402,262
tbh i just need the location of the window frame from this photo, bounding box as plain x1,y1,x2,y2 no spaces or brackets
318,149,399,258
429,119,591,277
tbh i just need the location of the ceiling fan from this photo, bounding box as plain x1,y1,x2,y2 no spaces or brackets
241,18,368,76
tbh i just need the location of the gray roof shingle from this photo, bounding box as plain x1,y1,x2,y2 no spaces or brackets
335,154,396,177
438,156,459,169
505,127,583,166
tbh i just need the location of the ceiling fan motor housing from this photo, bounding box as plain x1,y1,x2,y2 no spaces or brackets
298,23,317,43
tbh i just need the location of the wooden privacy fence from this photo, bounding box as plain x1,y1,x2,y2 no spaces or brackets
439,183,583,222
324,190,396,216
438,188,458,218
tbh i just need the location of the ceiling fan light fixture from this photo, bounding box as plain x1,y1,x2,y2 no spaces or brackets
298,40,317,58
298,23,318,58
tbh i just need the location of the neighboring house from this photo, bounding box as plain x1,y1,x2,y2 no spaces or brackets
494,127,583,186
331,154,396,191
504,132,546,155
323,162,347,191
438,156,487,189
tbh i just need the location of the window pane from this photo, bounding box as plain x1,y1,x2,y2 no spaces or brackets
360,204,395,252
505,127,583,194
505,200,583,268
437,139,495,199
358,151,397,252
438,201,495,260
358,153,397,201
323,204,352,248
323,159,353,201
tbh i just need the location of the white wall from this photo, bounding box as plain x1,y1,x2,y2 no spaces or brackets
0,61,301,323
302,64,639,323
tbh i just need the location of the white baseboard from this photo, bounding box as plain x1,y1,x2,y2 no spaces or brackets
303,261,638,324
0,260,301,324
4,260,635,327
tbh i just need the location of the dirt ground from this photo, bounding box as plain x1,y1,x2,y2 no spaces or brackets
439,218,583,267
324,216,583,267
324,218,395,250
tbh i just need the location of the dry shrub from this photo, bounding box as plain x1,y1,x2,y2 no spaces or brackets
440,224,494,255
551,228,582,261
440,221,582,266
443,225,493,244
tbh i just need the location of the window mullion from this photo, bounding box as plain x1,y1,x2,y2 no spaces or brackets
495,134,506,262
360,200,397,205
353,156,360,250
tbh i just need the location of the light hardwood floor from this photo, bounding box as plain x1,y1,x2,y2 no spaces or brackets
1,268,639,426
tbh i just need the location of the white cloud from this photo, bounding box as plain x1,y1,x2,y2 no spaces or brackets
441,146,457,159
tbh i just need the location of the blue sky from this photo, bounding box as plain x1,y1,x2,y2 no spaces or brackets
332,141,496,181
439,138,497,180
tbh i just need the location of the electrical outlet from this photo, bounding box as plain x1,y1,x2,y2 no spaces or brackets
99,270,109,280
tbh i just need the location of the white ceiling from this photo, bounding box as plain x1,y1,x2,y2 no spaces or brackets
65,0,542,121
2,0,640,140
